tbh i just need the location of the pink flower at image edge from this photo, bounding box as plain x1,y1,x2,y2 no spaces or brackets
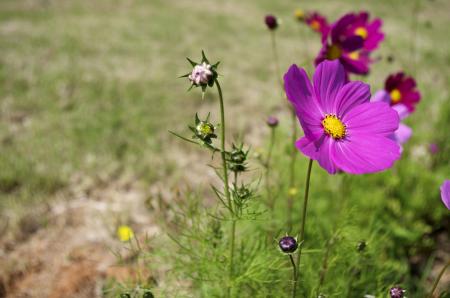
441,180,450,210
284,60,401,175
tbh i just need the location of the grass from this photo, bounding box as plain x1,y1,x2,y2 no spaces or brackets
0,0,449,297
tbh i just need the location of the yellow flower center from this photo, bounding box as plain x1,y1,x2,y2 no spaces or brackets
310,20,321,31
197,122,213,135
326,44,342,60
355,27,368,39
390,89,402,104
322,114,346,139
348,51,359,60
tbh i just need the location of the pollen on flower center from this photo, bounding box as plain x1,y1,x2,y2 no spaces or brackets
348,51,359,60
326,44,342,60
310,20,321,31
322,114,346,139
390,89,402,103
355,27,368,39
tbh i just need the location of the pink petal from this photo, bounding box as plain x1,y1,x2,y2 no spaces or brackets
371,89,390,103
313,60,346,114
343,102,399,137
392,123,412,145
284,64,324,140
392,104,411,120
332,134,400,174
340,56,369,75
334,81,371,118
296,136,338,174
440,180,450,210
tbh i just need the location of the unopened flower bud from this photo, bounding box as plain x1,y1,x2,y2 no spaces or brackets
189,62,213,86
266,116,279,127
389,287,405,298
278,236,298,254
265,15,278,30
294,9,305,21
196,121,215,139
143,291,154,298
357,240,367,252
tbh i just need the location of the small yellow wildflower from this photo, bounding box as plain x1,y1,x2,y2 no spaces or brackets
288,187,298,197
117,225,134,242
294,9,305,21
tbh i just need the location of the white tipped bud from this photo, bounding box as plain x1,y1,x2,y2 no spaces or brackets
188,62,213,86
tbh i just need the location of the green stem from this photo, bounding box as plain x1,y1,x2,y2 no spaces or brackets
410,0,420,76
270,31,282,89
427,259,450,298
287,109,298,232
215,80,235,298
294,159,314,295
315,235,334,296
269,28,298,232
289,254,298,298
266,127,276,212
316,175,348,295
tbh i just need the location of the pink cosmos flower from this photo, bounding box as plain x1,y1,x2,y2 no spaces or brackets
372,72,420,147
315,14,369,75
305,12,330,37
284,60,401,174
384,72,421,112
440,180,450,210
342,12,384,51
372,92,412,147
429,143,439,155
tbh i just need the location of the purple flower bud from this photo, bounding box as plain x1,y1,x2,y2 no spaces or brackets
429,143,439,155
389,287,405,298
265,15,278,30
266,116,279,127
188,62,213,86
278,236,298,253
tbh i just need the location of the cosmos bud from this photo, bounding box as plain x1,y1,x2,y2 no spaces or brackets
265,15,278,30
278,236,298,254
189,62,213,86
389,287,405,298
294,9,305,21
266,116,279,128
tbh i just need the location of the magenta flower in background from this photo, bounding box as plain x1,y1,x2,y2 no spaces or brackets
305,12,330,37
315,14,370,75
440,180,450,210
342,12,384,51
429,143,439,154
372,72,420,147
284,60,400,174
372,92,412,147
383,72,421,112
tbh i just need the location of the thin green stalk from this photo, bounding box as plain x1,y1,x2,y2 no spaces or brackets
315,175,348,295
266,127,276,212
294,159,314,294
270,31,282,89
315,235,334,296
215,80,235,298
289,254,298,298
427,259,450,298
269,29,298,232
287,109,298,232
410,0,421,76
